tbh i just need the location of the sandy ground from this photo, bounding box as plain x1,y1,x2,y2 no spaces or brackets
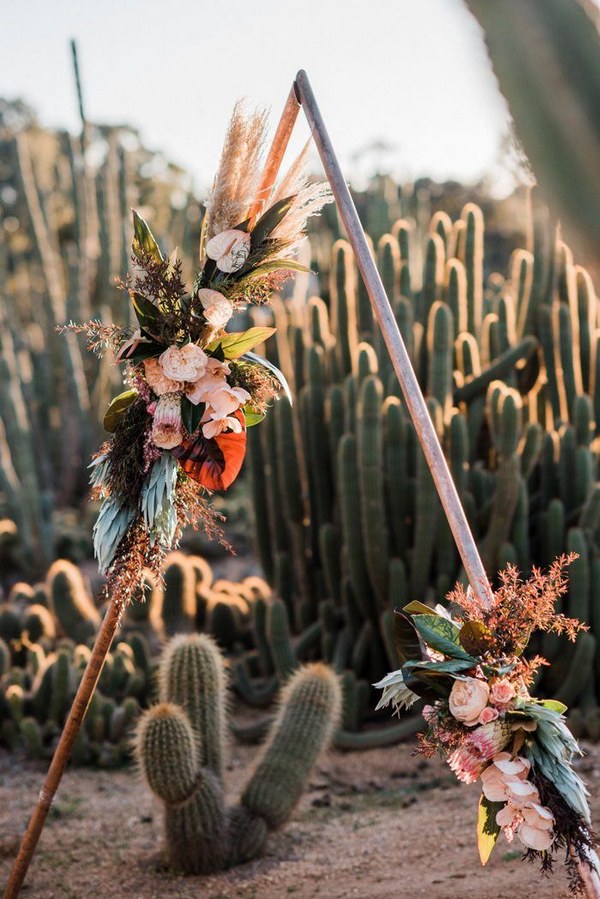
2,736,598,899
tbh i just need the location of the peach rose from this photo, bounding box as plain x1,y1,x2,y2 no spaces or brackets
144,357,182,395
197,288,234,330
185,357,230,406
478,706,499,726
160,344,208,382
491,678,516,706
448,677,490,727
205,229,251,274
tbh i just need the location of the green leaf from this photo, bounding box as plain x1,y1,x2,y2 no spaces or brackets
103,389,138,433
412,614,477,662
242,351,293,404
250,196,294,248
404,658,475,675
539,699,568,715
243,406,265,427
404,600,438,616
459,620,490,657
132,210,163,262
477,794,504,865
207,327,276,359
131,291,162,333
246,258,311,278
392,611,423,665
181,396,205,437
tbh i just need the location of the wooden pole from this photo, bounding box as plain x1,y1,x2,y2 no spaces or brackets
293,66,600,899
248,85,301,223
3,599,122,898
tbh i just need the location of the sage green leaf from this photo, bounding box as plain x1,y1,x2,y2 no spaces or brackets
103,389,138,433
207,327,276,359
132,210,163,262
477,794,503,865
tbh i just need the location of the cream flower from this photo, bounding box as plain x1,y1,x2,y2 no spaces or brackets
449,677,490,727
205,229,251,273
197,288,234,330
491,678,516,706
518,804,554,851
144,357,182,395
160,344,208,382
202,415,243,440
205,384,251,419
185,357,231,406
151,393,183,449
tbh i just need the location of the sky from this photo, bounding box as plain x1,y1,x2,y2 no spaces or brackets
1,0,511,193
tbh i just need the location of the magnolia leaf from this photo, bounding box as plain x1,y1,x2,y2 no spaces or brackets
132,210,163,262
413,614,477,662
242,351,293,404
103,389,138,433
477,795,504,865
131,291,162,334
250,196,294,248
127,341,164,364
392,611,423,665
181,396,205,437
459,620,491,657
404,600,437,616
243,405,266,427
404,658,475,675
207,327,276,360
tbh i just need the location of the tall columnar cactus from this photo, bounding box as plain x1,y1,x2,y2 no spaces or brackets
134,634,341,874
46,559,99,645
247,192,600,737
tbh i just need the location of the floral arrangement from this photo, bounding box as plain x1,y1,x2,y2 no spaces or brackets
375,556,597,892
64,103,330,606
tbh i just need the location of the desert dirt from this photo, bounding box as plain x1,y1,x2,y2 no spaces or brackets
1,734,598,899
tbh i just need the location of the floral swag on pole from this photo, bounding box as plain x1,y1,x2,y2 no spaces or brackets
64,103,331,605
376,555,597,892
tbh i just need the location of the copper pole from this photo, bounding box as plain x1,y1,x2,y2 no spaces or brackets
3,599,122,898
248,84,301,222
294,67,600,899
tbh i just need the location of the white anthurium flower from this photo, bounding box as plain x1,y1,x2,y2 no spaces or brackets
197,288,234,330
373,669,420,715
205,229,251,273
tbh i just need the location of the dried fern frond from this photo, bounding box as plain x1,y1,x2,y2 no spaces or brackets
204,102,269,241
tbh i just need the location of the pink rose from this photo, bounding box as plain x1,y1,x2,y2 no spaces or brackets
144,357,181,396
160,344,208,382
478,706,499,725
491,678,516,706
448,677,490,727
205,229,251,274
